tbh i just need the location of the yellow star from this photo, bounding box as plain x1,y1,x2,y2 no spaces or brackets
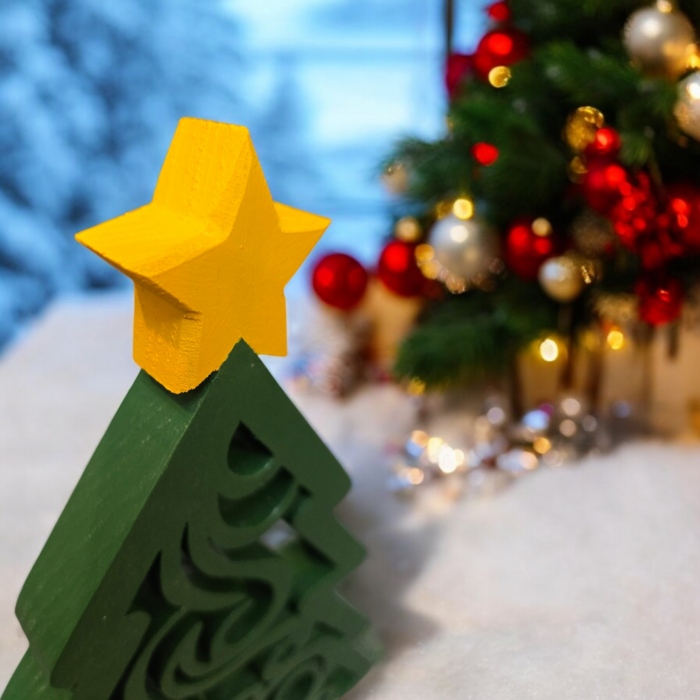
76,118,329,394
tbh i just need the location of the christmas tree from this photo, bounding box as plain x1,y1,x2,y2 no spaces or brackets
387,0,700,401
2,119,377,700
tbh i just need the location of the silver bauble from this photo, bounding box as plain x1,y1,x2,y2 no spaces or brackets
429,213,500,283
675,71,700,141
538,256,584,303
623,3,695,79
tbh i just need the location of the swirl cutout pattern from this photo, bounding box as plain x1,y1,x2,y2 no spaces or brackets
93,422,373,700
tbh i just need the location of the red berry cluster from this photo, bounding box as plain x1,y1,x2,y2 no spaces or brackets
580,127,697,323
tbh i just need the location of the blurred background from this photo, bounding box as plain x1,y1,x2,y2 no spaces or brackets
0,0,490,350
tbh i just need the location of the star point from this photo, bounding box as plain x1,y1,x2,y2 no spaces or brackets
76,118,330,393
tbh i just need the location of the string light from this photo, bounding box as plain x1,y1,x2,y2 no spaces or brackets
531,217,552,237
411,430,429,447
438,444,458,474
606,327,625,350
533,437,552,454
453,197,475,220
406,468,425,485
539,337,560,362
395,216,422,242
488,66,512,87
427,437,444,463
415,243,435,263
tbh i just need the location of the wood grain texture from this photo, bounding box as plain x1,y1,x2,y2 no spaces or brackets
76,118,329,394
2,339,377,700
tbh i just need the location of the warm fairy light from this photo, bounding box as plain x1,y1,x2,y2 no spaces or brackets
427,436,444,463
453,197,475,220
687,80,700,101
531,217,552,237
411,430,430,447
415,243,435,263
606,327,625,350
407,467,425,485
488,65,512,87
522,451,539,470
438,444,458,474
656,0,672,12
559,419,577,437
539,337,560,362
533,437,552,454
562,397,582,417
407,378,426,395
395,216,422,242
687,46,700,70
454,449,466,467
420,261,441,280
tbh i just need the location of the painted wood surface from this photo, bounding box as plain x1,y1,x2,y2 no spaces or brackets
2,340,377,699
77,118,329,394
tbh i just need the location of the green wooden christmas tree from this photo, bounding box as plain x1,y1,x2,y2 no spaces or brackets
2,118,377,700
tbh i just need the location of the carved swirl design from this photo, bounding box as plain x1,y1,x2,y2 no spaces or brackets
107,422,366,700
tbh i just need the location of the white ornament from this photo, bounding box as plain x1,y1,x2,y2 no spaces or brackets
429,213,500,283
675,71,700,141
623,3,695,79
538,256,584,303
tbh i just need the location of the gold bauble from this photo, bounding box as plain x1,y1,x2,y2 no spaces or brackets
538,256,585,303
675,71,700,141
565,106,604,152
623,2,696,79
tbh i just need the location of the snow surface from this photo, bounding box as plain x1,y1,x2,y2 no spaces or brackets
3,297,700,698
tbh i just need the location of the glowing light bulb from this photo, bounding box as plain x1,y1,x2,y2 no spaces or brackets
539,337,560,362
453,198,474,220
531,217,552,237
606,328,625,350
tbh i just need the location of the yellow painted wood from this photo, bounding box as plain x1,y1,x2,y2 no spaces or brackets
76,118,329,394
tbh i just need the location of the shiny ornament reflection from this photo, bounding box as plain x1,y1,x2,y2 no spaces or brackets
428,213,500,286
623,3,695,79
675,72,700,142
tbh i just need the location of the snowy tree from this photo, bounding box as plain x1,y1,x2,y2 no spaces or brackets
0,0,242,342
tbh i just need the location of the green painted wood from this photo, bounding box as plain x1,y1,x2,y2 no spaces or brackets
3,339,378,700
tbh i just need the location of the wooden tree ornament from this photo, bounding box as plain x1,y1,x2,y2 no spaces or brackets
2,119,378,700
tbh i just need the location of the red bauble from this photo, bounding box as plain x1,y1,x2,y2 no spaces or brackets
505,218,558,280
377,240,425,297
312,253,368,310
472,142,499,166
473,27,529,80
581,161,629,214
445,53,472,98
636,276,683,325
665,182,700,251
608,172,656,252
486,1,510,22
584,127,621,161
